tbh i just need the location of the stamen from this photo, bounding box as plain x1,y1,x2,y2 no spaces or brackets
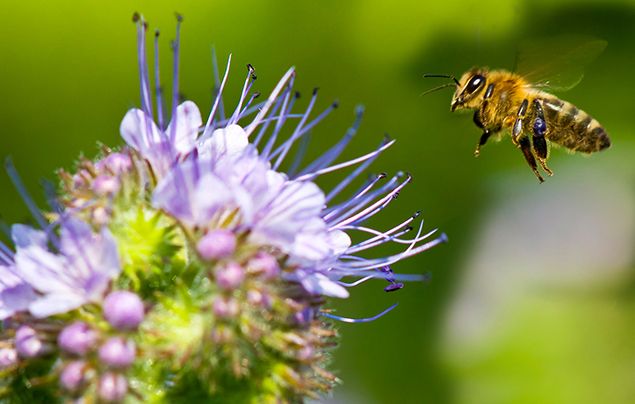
251,85,293,148
272,88,319,170
154,29,166,130
245,67,296,137
337,276,374,287
41,179,63,214
337,234,448,271
202,54,232,140
261,81,297,159
324,173,388,219
319,303,398,323
301,105,364,175
134,13,153,118
328,173,409,228
295,137,395,181
0,240,13,265
4,158,48,230
169,14,184,145
270,96,340,167
211,47,227,122
228,64,257,125
287,130,311,176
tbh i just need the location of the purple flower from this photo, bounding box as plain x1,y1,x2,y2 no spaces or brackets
12,218,121,318
103,291,145,330
121,14,447,316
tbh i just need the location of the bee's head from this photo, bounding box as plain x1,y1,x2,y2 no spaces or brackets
451,68,489,112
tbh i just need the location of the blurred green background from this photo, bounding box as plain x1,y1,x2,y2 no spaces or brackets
2,1,635,403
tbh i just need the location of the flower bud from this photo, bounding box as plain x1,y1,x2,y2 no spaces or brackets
60,360,87,392
216,262,245,290
0,348,17,369
58,321,97,356
92,175,120,196
97,152,132,174
212,296,239,319
197,229,236,260
15,325,45,358
103,291,145,330
248,252,279,279
98,372,128,402
98,337,136,369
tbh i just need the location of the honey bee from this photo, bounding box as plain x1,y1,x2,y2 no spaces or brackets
425,39,611,182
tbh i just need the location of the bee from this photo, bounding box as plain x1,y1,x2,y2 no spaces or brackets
424,39,611,182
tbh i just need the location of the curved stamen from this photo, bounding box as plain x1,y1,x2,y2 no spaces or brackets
323,173,388,219
295,137,395,181
319,303,398,323
245,67,296,137
202,54,232,140
330,173,411,229
337,234,447,271
337,275,374,287
229,64,257,125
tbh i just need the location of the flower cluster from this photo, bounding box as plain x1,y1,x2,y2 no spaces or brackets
0,14,445,402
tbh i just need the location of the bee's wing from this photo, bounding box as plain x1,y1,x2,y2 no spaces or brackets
514,36,607,92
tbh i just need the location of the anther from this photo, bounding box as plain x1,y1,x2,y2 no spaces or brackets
132,12,140,23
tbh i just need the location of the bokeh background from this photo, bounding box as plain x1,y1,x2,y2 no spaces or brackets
2,1,635,403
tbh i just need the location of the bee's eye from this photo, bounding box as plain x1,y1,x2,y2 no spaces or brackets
465,74,485,94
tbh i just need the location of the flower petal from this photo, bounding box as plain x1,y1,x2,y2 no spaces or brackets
300,272,349,298
166,101,202,154
28,293,86,318
198,124,249,159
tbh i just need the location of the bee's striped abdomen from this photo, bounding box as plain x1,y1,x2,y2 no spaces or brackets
542,96,610,153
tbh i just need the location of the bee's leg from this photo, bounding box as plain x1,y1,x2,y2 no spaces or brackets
531,100,554,176
473,83,496,157
473,111,490,157
512,99,529,147
518,134,544,183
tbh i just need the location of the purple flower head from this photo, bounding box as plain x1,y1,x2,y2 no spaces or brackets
103,291,145,330
122,14,446,320
12,218,121,318
58,321,97,356
98,337,136,369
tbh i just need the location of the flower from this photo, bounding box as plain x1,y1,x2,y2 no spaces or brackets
0,13,446,403
11,218,121,318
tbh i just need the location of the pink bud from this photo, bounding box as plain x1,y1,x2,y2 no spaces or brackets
197,229,236,260
98,372,128,402
103,291,145,330
58,322,97,356
216,262,245,290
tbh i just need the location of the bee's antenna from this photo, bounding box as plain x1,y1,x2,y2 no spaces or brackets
420,83,457,97
423,73,460,86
